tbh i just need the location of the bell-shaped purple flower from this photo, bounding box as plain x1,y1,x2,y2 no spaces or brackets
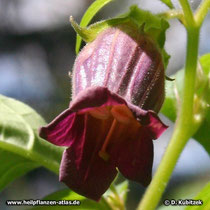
39,26,168,201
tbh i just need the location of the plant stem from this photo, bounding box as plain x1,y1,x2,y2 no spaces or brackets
179,0,195,27
137,23,200,210
195,0,210,26
157,10,184,22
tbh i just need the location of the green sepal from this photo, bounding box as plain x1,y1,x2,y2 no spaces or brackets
74,0,115,54
70,15,129,43
71,5,170,68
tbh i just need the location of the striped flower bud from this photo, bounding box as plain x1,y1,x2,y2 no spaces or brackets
73,26,165,113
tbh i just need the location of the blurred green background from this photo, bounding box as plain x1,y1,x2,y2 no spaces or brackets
0,0,209,209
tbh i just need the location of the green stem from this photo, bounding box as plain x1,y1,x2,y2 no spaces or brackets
179,0,195,27
195,0,210,26
157,9,184,22
137,25,200,210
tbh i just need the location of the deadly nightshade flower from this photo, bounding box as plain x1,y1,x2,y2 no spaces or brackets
39,17,168,201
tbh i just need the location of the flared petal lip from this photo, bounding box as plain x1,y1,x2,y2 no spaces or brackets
70,86,168,128
39,86,168,144
39,108,73,143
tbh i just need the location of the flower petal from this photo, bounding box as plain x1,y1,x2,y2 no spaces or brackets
59,114,117,201
70,86,126,111
127,103,168,139
39,109,83,147
116,127,153,186
146,111,168,139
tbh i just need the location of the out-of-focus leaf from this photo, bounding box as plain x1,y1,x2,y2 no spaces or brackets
0,94,63,187
158,178,209,210
161,54,210,155
185,182,210,210
159,0,174,9
75,0,114,53
193,110,210,153
200,53,210,76
115,181,129,202
30,189,111,210
103,181,128,209
0,148,39,191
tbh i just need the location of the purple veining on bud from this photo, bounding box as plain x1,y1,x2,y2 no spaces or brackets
73,26,165,113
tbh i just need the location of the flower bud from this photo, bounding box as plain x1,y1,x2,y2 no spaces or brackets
73,25,165,113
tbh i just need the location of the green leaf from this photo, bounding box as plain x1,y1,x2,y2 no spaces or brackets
159,0,174,9
161,54,210,155
31,189,111,210
0,94,63,184
0,148,39,191
185,182,210,210
75,0,114,54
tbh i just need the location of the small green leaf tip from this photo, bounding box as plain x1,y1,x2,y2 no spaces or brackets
160,0,174,9
70,16,92,43
74,0,115,54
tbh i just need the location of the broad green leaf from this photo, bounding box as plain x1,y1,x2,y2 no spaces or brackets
0,148,39,191
0,94,63,185
161,54,210,155
185,182,210,210
31,189,111,210
75,0,114,53
160,0,174,9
